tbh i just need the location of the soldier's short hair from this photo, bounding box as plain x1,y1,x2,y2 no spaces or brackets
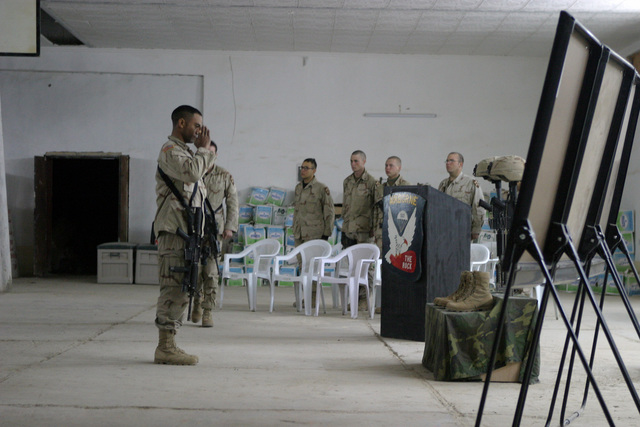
448,152,464,164
303,158,317,169
210,141,218,152
352,150,366,160
171,105,202,127
387,156,402,165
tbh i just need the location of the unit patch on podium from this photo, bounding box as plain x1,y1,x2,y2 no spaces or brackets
383,192,425,281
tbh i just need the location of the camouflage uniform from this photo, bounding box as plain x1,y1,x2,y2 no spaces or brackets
197,164,239,311
342,169,378,246
373,175,411,250
292,176,335,246
154,135,216,331
438,173,485,236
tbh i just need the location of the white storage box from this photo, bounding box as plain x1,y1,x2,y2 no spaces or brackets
135,244,159,285
97,242,137,284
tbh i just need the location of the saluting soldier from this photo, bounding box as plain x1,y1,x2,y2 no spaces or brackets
153,105,216,365
191,141,239,328
438,152,485,241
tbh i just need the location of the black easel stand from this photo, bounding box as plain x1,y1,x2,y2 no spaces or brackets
475,221,621,426
552,224,640,425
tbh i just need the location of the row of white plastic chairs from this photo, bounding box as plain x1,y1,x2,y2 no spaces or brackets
219,238,380,319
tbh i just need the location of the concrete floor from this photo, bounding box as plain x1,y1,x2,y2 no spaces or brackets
1,276,640,426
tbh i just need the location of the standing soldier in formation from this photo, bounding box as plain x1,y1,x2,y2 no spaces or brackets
292,158,335,307
191,141,239,328
438,151,485,241
373,156,411,251
341,150,379,311
153,105,216,365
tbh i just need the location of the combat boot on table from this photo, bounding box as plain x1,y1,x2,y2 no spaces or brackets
201,309,213,328
434,271,474,307
446,271,493,312
154,329,199,365
190,300,202,324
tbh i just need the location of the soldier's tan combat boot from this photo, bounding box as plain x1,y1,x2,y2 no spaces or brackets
446,271,493,312
190,300,202,324
154,330,199,365
434,271,474,307
201,309,213,328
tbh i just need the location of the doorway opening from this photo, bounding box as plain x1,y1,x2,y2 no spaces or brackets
34,153,129,276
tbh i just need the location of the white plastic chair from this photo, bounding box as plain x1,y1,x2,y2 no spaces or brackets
220,238,281,312
470,243,491,271
272,239,332,315
316,243,380,318
370,258,382,319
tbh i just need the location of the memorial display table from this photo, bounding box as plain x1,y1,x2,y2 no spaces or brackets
422,294,540,383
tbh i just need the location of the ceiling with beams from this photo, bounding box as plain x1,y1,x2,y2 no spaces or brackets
40,0,640,58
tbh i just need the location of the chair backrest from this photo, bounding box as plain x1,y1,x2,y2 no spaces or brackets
344,243,380,280
249,239,281,272
297,240,332,274
470,243,491,271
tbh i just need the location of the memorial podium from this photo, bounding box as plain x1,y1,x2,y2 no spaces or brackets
380,185,471,342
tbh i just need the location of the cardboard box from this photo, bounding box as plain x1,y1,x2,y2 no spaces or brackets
254,205,273,225
267,187,287,206
97,242,137,284
238,205,254,224
617,210,635,232
237,224,248,245
285,227,295,248
624,271,640,296
272,206,287,226
135,244,159,285
248,187,269,205
267,226,285,245
285,206,295,227
245,225,266,245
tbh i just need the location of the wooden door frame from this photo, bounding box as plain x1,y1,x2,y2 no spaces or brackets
33,152,129,276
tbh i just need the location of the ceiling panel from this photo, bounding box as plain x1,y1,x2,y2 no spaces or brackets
39,0,640,57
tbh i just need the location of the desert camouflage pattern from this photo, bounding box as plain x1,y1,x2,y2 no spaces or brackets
474,156,498,179
155,232,190,331
437,173,485,235
342,169,379,236
489,155,526,182
154,136,216,236
373,175,411,250
203,164,239,234
293,176,335,241
422,294,540,383
154,136,215,331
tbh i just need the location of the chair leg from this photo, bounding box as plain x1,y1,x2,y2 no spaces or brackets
331,284,339,308
370,286,376,319
340,284,348,316
246,275,255,311
349,280,358,319
302,276,312,316
269,278,275,313
220,278,226,309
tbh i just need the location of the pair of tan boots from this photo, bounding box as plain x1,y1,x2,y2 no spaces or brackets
434,270,493,311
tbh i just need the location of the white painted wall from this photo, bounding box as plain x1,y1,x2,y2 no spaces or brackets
0,94,13,290
2,46,636,274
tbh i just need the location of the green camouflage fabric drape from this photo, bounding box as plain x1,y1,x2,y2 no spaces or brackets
422,294,540,383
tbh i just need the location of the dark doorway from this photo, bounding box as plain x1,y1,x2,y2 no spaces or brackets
34,153,129,276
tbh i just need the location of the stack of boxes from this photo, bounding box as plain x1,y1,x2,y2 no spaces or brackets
616,210,639,295
97,242,159,285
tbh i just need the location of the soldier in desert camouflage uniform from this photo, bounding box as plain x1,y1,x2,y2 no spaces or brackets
342,150,379,308
153,105,216,365
292,158,335,307
438,152,485,241
373,156,411,251
191,141,239,328
293,158,335,245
